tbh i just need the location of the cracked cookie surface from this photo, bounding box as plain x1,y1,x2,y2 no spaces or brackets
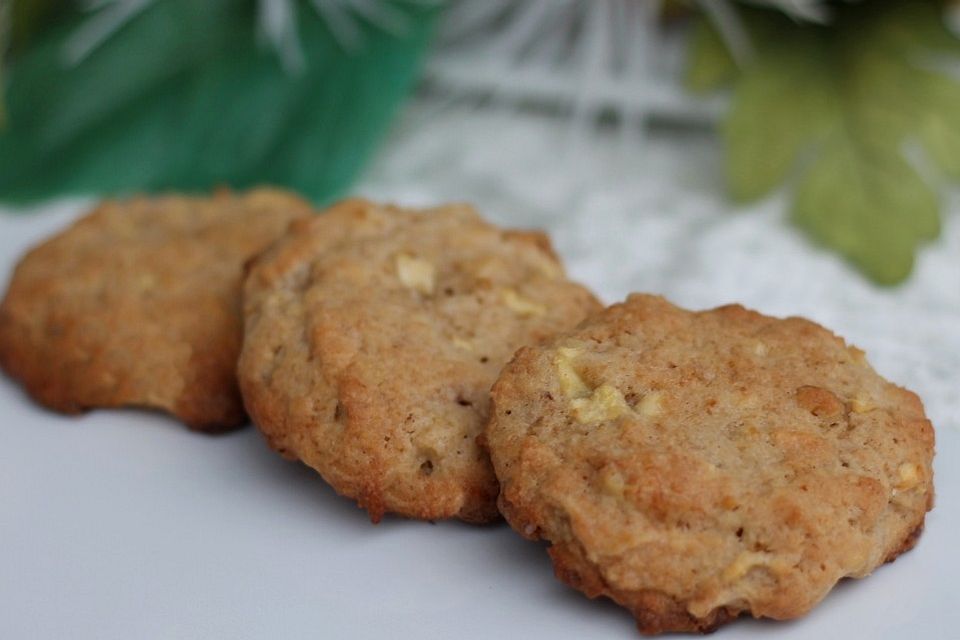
485,294,935,634
238,199,601,523
0,189,314,431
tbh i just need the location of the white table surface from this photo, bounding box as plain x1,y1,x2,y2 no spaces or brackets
2,102,958,639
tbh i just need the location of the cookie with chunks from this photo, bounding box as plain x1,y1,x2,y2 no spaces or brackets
486,294,934,634
0,189,314,431
238,199,601,523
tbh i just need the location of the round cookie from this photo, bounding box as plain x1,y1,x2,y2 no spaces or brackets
238,199,601,523
486,294,935,634
0,188,314,431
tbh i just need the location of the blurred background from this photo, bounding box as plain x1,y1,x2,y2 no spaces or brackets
0,0,958,428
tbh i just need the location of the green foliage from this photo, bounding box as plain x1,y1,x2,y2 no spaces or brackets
794,139,940,284
685,1,960,285
10,0,71,53
685,17,736,94
0,0,438,204
4,0,76,127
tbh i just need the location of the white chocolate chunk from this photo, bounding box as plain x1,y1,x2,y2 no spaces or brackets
896,462,921,490
850,394,874,414
572,384,630,423
555,347,591,398
452,336,473,352
638,391,663,417
601,466,626,497
396,253,435,295
502,288,546,317
722,551,776,582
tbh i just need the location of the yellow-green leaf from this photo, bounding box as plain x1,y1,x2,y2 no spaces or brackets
793,138,939,285
915,71,960,180
685,17,736,94
723,37,835,202
710,0,958,284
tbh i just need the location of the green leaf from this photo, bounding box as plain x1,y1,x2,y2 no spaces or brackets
793,138,939,285
915,70,960,180
0,0,439,204
10,0,72,54
710,0,959,284
863,0,960,55
684,7,794,94
685,17,736,94
723,33,835,201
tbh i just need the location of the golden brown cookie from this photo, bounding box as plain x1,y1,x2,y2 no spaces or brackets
0,189,314,431
486,294,935,634
238,199,601,523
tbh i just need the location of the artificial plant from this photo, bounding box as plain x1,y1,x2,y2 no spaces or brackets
688,0,960,285
0,0,438,204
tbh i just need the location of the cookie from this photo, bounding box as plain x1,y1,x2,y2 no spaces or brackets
238,199,602,523
0,188,314,431
485,294,935,634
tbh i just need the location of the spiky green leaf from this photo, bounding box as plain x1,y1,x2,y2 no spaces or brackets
0,0,438,204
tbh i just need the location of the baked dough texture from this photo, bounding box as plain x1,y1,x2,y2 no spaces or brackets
238,199,601,523
0,188,314,431
486,294,934,634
